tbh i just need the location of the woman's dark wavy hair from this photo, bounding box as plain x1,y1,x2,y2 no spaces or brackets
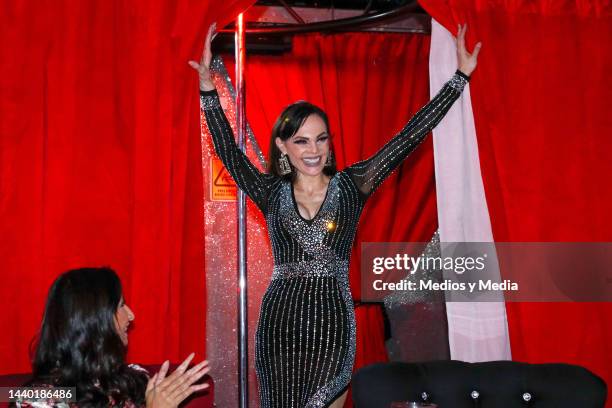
267,101,337,182
30,267,147,407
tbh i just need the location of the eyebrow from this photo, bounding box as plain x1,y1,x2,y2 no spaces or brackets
293,132,329,139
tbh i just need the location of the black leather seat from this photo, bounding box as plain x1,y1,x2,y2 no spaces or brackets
352,360,607,407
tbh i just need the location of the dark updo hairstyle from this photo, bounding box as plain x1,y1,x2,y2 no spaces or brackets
30,267,147,407
268,101,337,181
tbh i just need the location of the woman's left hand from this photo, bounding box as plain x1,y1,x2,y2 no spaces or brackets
456,23,482,77
145,353,210,408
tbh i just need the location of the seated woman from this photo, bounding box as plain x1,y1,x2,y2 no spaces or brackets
18,267,209,408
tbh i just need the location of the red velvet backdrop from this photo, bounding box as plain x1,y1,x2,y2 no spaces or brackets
224,31,438,405
419,0,612,397
0,0,255,374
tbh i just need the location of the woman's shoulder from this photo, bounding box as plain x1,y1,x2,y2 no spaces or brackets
13,384,72,408
16,401,71,408
331,169,356,187
127,364,149,376
15,366,148,408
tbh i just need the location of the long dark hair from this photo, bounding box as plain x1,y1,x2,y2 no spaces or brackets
268,101,337,181
31,267,147,407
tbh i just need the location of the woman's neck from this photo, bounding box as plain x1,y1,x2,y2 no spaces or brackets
293,172,330,194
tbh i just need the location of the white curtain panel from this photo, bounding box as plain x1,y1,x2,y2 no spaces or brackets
429,19,512,361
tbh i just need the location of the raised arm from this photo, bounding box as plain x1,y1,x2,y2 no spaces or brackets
190,24,276,213
344,70,468,199
199,89,276,212
345,23,481,200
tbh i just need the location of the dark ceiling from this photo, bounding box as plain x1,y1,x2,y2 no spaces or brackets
255,0,425,13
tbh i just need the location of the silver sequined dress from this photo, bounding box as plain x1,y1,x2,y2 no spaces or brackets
200,70,468,408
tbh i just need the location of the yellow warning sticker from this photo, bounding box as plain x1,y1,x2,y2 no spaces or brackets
210,157,237,201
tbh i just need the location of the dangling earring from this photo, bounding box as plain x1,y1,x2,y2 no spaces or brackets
278,153,292,175
325,151,335,167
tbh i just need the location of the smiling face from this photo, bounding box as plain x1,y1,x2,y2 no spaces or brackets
275,114,331,178
114,297,134,346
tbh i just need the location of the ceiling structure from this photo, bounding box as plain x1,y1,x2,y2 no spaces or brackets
254,0,425,12
213,0,430,54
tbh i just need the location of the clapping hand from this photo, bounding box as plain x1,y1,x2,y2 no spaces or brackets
456,23,482,77
145,353,210,408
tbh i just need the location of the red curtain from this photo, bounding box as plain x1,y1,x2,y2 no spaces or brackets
224,31,438,405
419,0,612,397
0,0,255,374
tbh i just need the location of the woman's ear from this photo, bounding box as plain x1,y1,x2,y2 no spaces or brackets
275,137,285,154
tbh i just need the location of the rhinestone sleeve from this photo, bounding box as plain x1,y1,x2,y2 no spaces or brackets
344,70,469,200
200,89,277,213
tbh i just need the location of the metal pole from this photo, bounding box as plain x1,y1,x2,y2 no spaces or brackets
235,12,249,408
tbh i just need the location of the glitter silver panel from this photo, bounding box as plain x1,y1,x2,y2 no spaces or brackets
201,56,272,408
383,230,451,362
200,65,466,406
383,230,444,307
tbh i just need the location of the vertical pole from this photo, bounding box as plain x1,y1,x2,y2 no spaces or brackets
235,12,249,408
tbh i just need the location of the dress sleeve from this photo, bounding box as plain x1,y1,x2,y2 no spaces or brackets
200,89,277,213
344,70,470,200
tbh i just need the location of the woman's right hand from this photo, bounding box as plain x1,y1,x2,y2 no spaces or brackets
145,353,210,408
188,23,217,91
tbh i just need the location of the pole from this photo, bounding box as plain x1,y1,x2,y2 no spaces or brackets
235,12,249,408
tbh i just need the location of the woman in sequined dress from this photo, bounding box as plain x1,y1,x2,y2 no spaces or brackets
190,23,481,408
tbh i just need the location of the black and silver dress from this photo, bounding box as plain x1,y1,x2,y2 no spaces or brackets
200,70,469,408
